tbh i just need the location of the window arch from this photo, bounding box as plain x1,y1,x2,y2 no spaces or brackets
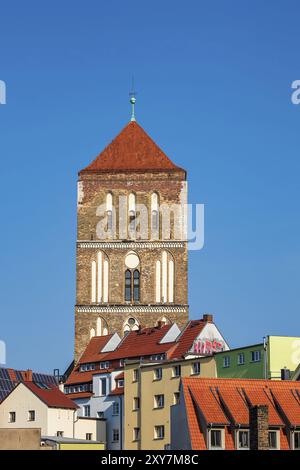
123,317,140,334
156,251,174,303
96,317,109,336
151,192,159,235
128,193,136,234
106,193,113,230
91,251,109,303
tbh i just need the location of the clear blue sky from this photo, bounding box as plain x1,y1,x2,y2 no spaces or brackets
1,1,300,373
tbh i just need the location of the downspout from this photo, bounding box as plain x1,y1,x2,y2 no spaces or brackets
263,336,268,379
119,395,123,450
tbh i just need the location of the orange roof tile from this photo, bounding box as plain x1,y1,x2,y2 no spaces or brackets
79,121,185,175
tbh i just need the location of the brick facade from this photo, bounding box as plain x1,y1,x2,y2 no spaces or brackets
74,123,189,361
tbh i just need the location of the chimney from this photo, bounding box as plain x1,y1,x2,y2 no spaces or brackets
202,314,213,323
249,405,269,450
281,367,291,381
24,369,33,382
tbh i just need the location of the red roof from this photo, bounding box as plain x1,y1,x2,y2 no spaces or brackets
79,121,185,175
168,320,207,360
180,378,300,450
23,382,78,410
109,387,124,396
79,334,115,364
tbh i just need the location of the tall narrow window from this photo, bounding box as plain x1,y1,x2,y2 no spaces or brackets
151,193,159,236
106,193,113,231
91,251,109,303
125,270,132,301
133,270,140,301
156,251,174,303
125,269,140,302
128,193,136,234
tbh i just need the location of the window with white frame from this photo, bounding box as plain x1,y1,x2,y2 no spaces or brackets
57,431,64,437
9,411,16,423
223,356,230,368
97,411,104,418
133,427,140,441
154,394,164,409
209,429,224,449
117,379,124,388
86,433,92,441
100,361,110,369
172,365,181,378
154,368,162,381
154,425,165,440
191,362,201,375
28,410,35,422
294,431,300,450
251,350,261,362
100,378,107,396
268,430,279,449
112,401,120,416
238,430,249,449
83,405,90,417
112,429,119,442
237,353,245,365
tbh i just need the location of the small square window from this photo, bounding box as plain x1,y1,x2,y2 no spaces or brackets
154,394,164,409
210,429,223,449
269,431,279,449
154,368,162,381
154,425,165,440
57,431,64,437
237,353,245,365
133,397,140,410
133,427,140,441
112,429,119,442
251,350,261,362
86,433,92,441
28,410,35,422
172,365,181,378
238,430,249,449
9,411,16,423
223,356,230,368
191,362,200,375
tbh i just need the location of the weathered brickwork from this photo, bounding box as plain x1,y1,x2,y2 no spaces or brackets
74,125,189,361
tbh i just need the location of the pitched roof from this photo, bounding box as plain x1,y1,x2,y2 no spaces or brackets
78,334,115,364
168,320,207,360
10,382,78,410
180,377,300,450
79,121,185,175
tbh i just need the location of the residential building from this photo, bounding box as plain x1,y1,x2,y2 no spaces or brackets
64,314,229,449
75,115,189,361
215,335,300,379
171,377,300,450
0,381,105,447
0,367,58,402
124,356,217,450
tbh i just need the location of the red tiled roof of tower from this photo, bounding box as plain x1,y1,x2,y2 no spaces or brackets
24,382,78,409
79,121,185,176
168,320,207,360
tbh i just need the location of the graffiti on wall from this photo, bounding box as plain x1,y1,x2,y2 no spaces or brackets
192,338,225,355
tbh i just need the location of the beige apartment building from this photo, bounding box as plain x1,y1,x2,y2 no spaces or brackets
124,356,217,450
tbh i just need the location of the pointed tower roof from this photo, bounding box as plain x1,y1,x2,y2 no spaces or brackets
79,121,185,176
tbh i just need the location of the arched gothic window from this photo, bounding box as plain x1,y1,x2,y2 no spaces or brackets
91,251,109,303
123,317,140,334
125,269,140,302
156,251,174,303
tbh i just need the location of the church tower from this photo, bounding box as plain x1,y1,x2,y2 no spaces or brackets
75,105,188,360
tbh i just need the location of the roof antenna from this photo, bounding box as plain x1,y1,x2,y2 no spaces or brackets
129,76,137,122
